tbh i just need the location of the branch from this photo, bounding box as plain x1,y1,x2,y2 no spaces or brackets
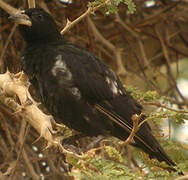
155,25,188,106
0,0,20,15
60,0,110,35
0,24,17,73
141,101,188,114
115,13,151,68
61,7,93,35
120,114,141,147
0,71,55,145
22,148,40,180
28,0,35,8
115,13,139,39
87,17,126,76
0,71,87,159
175,174,188,180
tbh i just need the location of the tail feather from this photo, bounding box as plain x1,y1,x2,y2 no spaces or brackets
94,97,184,174
95,103,177,168
133,138,176,166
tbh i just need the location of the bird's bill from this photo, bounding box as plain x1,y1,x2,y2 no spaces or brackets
9,12,32,26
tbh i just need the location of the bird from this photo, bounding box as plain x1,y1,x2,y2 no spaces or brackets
9,8,178,172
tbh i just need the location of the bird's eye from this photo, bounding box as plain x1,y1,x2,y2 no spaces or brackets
38,14,43,20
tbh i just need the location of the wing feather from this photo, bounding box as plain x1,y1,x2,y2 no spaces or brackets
95,104,154,152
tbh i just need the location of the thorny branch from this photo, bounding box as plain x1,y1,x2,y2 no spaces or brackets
0,71,87,159
60,0,111,35
0,71,55,144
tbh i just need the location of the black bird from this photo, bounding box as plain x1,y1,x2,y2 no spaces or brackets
10,8,177,170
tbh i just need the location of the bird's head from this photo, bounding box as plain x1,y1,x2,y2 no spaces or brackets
9,8,62,44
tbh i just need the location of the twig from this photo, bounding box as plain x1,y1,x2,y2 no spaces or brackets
87,16,115,51
10,123,30,179
0,0,20,15
28,0,35,8
22,148,40,180
121,114,140,147
115,13,152,69
115,48,126,75
155,25,188,106
134,2,179,28
38,0,51,14
115,13,139,39
87,17,126,76
141,101,188,114
0,24,17,73
175,174,188,180
0,113,15,148
137,39,150,67
61,7,93,35
60,0,110,34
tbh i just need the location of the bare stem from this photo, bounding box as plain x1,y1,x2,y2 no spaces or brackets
141,100,188,114
121,114,140,146
28,0,36,8
0,0,20,15
60,0,110,34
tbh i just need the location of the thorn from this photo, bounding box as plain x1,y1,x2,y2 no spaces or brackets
6,68,10,74
51,118,65,129
91,11,95,16
35,102,41,106
32,135,42,144
42,144,51,151
66,18,72,25
47,126,57,135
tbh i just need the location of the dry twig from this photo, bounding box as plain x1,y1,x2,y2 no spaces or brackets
87,17,126,76
60,0,111,35
0,0,20,15
142,101,188,114
0,24,17,73
121,114,140,147
28,0,35,8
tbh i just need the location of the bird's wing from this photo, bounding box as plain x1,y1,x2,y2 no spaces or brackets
51,43,175,166
56,43,127,102
54,43,145,130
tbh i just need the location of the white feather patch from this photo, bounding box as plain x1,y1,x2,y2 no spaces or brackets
105,76,119,95
51,54,72,81
70,87,81,99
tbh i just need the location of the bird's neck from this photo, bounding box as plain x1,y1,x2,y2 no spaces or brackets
19,25,63,45
26,33,63,45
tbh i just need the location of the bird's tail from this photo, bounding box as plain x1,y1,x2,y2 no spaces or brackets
95,103,181,173
132,134,184,174
133,134,176,166
95,103,183,175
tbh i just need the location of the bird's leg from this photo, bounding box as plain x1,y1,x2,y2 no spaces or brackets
61,133,86,154
84,135,105,152
62,133,86,145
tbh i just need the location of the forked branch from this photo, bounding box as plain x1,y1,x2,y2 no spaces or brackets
60,0,111,35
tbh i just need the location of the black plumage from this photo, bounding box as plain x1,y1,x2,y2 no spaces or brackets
10,8,177,170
